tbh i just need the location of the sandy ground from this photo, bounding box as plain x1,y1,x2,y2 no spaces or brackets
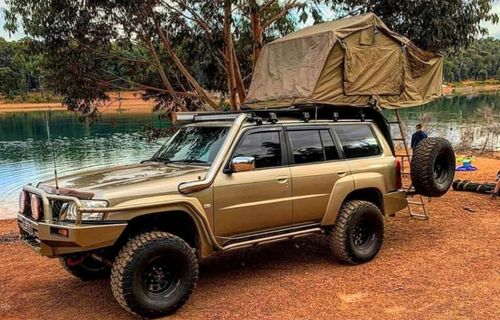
0,91,155,114
0,157,499,320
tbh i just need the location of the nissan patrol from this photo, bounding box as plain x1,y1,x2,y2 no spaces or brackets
17,106,455,318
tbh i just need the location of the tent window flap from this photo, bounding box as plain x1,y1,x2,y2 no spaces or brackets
343,44,404,96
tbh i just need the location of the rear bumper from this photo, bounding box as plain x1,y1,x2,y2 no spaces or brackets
17,214,127,258
383,190,408,216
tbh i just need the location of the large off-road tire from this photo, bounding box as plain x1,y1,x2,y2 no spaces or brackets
329,200,384,265
411,137,455,197
60,255,110,281
111,231,198,319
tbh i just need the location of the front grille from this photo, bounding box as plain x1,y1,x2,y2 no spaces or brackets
51,200,65,220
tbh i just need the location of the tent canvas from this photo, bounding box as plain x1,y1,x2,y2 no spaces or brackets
244,13,443,109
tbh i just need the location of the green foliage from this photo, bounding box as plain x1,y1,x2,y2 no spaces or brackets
1,0,499,116
2,0,302,114
444,38,500,82
329,0,498,52
0,37,43,96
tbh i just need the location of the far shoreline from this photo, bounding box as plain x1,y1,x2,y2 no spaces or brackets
0,91,156,114
1,86,500,115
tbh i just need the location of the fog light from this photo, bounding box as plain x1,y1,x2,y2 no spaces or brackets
30,194,41,220
18,191,28,214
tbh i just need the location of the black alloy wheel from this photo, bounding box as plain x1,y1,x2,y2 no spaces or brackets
111,231,198,319
329,200,384,264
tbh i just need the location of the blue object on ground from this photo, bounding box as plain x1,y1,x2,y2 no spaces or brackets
456,165,478,171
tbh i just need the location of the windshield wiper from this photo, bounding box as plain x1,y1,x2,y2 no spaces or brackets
142,157,208,165
141,156,170,163
167,159,208,164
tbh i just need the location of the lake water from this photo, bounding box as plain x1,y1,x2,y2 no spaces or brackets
0,93,499,218
0,111,170,217
386,92,500,151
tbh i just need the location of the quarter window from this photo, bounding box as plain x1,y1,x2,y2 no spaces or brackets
288,129,339,164
233,131,282,168
334,124,381,158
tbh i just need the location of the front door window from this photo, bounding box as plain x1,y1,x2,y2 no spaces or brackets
233,131,282,168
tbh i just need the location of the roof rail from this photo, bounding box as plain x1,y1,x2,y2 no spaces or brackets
173,104,380,123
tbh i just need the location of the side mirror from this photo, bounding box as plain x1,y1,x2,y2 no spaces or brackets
230,156,255,173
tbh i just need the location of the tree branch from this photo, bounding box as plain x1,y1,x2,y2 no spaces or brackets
81,44,151,65
95,72,200,97
172,0,215,37
260,0,278,13
142,35,187,111
263,0,300,29
156,24,218,110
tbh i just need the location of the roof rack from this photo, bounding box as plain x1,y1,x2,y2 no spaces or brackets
174,104,380,124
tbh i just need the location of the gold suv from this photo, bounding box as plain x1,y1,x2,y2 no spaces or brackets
17,107,455,318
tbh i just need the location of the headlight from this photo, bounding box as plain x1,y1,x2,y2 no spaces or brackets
64,200,108,221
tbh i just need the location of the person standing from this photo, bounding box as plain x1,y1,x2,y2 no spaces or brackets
411,123,427,149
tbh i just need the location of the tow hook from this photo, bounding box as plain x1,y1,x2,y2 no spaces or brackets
65,255,87,266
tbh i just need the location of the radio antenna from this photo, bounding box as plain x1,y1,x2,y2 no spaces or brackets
44,109,59,192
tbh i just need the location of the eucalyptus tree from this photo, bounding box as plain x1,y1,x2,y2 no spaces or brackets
3,0,303,115
3,0,498,117
327,0,499,52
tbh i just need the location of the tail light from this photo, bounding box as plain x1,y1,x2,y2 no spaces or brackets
395,159,403,189
18,191,28,214
30,194,41,220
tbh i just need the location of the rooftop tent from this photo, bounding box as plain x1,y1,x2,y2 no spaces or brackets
244,13,443,109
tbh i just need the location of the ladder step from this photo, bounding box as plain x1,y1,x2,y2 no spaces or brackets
393,109,429,220
410,213,429,219
407,200,426,205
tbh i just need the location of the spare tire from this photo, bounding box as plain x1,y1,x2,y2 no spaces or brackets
410,137,455,197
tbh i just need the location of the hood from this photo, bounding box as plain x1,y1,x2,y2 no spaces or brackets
39,163,208,203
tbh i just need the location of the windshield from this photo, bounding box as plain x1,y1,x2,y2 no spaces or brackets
151,126,229,165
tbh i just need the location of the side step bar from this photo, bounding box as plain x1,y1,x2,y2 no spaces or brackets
222,227,323,251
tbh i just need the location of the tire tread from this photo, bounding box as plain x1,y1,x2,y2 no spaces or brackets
329,200,383,264
411,137,455,197
111,231,198,319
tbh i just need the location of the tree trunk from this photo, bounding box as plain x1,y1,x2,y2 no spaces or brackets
250,0,264,70
143,37,186,111
157,27,218,110
232,48,246,103
226,47,237,109
224,0,237,110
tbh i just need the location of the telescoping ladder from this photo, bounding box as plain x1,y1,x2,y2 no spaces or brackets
389,110,429,219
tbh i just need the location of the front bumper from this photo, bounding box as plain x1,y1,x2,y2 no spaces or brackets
383,190,408,216
18,214,126,257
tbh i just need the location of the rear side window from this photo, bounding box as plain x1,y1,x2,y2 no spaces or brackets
288,129,339,164
334,124,381,158
233,131,282,168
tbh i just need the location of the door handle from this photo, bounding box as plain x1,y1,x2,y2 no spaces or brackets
276,176,289,183
336,171,347,177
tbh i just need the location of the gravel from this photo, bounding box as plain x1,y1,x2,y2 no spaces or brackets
0,157,499,320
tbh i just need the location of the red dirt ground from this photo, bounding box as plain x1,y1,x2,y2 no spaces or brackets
0,157,499,320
